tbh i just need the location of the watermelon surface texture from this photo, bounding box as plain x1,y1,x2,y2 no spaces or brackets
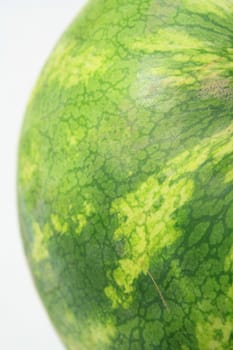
18,1,233,349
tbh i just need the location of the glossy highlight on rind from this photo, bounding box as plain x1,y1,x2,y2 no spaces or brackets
18,0,233,349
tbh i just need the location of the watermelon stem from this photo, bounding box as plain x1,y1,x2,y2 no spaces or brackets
147,270,170,312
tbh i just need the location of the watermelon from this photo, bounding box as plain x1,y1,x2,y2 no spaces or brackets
17,0,233,349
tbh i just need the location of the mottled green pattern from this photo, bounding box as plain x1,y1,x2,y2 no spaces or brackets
18,0,233,349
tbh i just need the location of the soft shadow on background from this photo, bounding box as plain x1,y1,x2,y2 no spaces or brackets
0,1,86,349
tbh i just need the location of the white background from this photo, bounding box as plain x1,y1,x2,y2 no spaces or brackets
0,1,86,348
